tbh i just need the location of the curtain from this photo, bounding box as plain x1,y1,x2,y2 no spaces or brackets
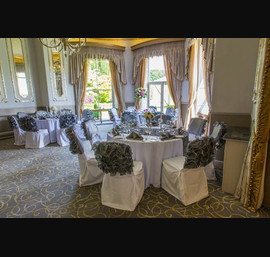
132,41,185,125
201,38,215,135
73,60,88,120
234,38,270,212
109,60,126,117
69,46,127,119
135,58,147,110
69,46,127,86
163,55,183,127
132,41,185,85
184,41,198,130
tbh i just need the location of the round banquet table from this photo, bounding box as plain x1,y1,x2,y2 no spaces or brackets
35,118,59,143
107,133,183,189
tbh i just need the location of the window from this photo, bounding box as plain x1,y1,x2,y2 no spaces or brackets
195,43,209,117
146,56,174,112
83,59,114,120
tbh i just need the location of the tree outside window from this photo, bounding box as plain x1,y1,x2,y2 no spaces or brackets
83,59,114,120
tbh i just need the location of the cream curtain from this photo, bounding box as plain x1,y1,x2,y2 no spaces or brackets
73,60,88,120
201,38,215,135
234,38,270,212
163,56,183,127
132,41,185,125
135,58,147,110
69,46,127,86
69,46,127,119
184,41,198,130
109,61,126,117
132,41,185,85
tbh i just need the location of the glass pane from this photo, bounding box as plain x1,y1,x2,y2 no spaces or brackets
149,56,166,82
11,38,28,98
51,48,63,96
85,59,113,116
149,84,161,112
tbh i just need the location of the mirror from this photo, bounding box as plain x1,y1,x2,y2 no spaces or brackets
0,61,7,103
46,40,67,102
52,48,63,96
6,38,34,102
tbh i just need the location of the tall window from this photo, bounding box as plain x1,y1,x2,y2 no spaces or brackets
196,45,209,117
146,56,174,113
83,59,114,120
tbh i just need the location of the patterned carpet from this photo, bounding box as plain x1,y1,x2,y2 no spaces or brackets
1,137,270,218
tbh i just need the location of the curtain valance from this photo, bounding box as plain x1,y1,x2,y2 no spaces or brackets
132,41,185,84
69,46,127,86
185,38,215,79
201,38,215,74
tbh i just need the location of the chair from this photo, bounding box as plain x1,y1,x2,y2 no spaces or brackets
165,107,174,116
210,121,227,149
7,115,26,145
93,142,145,211
35,110,48,120
17,112,29,119
65,126,104,187
152,114,172,124
187,117,208,141
108,108,121,128
161,137,216,206
81,109,94,122
147,106,157,113
121,112,137,124
59,108,73,115
126,106,136,113
81,119,102,146
57,113,77,146
19,116,50,149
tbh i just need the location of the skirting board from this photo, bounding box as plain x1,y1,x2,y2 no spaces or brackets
0,131,13,140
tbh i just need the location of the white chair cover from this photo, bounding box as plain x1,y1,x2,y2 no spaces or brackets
101,161,144,211
25,129,50,149
56,128,70,146
204,161,216,180
78,149,104,186
13,128,26,145
162,156,209,206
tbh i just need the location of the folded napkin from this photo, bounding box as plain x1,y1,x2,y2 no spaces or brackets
111,128,120,137
151,121,159,126
160,132,176,141
178,127,188,136
126,131,144,140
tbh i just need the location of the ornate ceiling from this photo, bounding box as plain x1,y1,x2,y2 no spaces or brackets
71,38,185,50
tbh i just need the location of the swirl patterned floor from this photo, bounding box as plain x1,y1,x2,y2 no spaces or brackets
1,138,270,218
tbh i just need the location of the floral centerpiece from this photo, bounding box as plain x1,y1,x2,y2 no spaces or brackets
50,106,56,112
143,111,155,126
135,88,147,99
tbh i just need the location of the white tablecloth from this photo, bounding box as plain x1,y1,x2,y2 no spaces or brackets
35,119,59,143
107,133,183,189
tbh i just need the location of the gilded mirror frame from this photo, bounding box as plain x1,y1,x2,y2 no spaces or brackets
46,39,68,102
6,38,34,102
0,61,7,103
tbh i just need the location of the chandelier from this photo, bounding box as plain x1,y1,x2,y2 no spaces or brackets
39,38,87,56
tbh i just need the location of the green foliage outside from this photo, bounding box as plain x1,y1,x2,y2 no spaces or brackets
84,59,113,113
149,69,165,82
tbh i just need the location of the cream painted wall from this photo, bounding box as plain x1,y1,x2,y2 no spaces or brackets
0,38,75,134
211,38,260,114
